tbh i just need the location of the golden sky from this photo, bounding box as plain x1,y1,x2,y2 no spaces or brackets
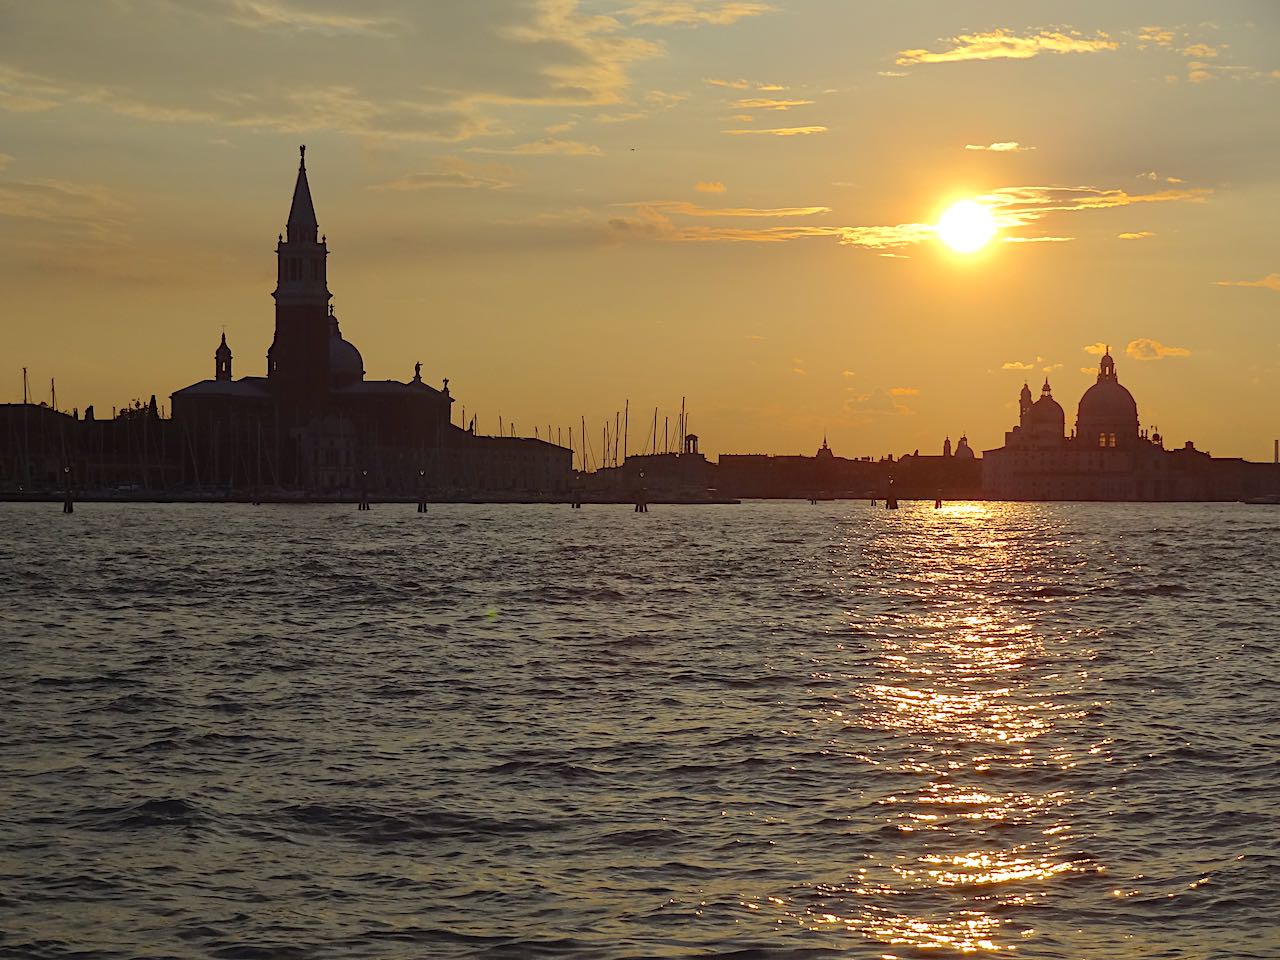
2,1,1278,458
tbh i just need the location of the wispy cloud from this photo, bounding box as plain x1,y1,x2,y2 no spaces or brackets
618,200,830,217
694,181,726,193
1127,338,1190,360
1117,231,1155,240
475,137,603,156
624,1,773,27
227,0,398,37
705,78,784,90
897,28,1118,66
980,184,1211,231
1215,273,1280,292
721,125,827,136
965,141,1034,152
0,177,131,241
369,157,514,191
845,386,917,417
734,98,813,110
1083,342,1108,356
1002,361,1035,371
0,153,12,171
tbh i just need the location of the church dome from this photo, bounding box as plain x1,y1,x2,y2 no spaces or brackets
1026,380,1064,437
328,310,364,386
1077,350,1138,441
1078,379,1137,424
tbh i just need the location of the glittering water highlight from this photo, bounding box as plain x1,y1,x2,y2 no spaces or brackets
1,501,1278,959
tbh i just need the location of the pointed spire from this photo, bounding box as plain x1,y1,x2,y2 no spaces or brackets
286,145,318,243
1042,377,1052,395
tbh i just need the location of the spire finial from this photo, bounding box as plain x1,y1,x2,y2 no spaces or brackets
300,144,306,168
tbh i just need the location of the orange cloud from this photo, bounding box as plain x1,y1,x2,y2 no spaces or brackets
1215,273,1280,292
733,98,814,110
1002,361,1035,371
1126,338,1191,360
1117,231,1155,240
965,141,1034,152
624,2,773,27
694,181,726,193
1083,342,1108,355
721,125,827,136
897,29,1117,65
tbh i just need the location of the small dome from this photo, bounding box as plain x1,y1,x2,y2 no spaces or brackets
330,335,363,380
215,332,232,357
1027,394,1064,428
328,310,364,386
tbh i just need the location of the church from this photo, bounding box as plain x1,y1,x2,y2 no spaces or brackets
982,350,1277,501
170,148,571,497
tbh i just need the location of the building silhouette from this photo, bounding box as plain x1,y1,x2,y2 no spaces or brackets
168,147,570,496
982,349,1278,500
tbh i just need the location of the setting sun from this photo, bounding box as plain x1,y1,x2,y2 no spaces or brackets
936,199,998,253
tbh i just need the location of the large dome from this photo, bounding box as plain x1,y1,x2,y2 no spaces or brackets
1078,379,1137,424
1076,350,1138,442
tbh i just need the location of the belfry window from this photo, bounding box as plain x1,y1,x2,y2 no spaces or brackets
1109,433,1117,448
1099,433,1107,448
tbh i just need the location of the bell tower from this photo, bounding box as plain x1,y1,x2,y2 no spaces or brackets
268,145,331,414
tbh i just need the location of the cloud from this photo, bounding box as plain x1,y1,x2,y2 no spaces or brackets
877,70,909,78
1117,231,1155,240
1127,338,1190,360
623,1,773,27
734,98,813,110
1138,171,1185,184
889,386,920,397
705,77,784,90
897,28,1118,65
620,200,830,217
979,184,1211,231
369,156,515,191
965,141,1034,152
837,223,935,249
0,153,12,171
0,3,669,144
845,386,916,417
1083,342,1108,355
0,177,131,241
1215,273,1280,292
721,125,827,136
1180,42,1220,58
694,181,726,193
226,0,398,37
1137,26,1175,48
476,137,603,156
841,369,856,378
1002,361,1035,371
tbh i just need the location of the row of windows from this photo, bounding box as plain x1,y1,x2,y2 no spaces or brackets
282,258,323,282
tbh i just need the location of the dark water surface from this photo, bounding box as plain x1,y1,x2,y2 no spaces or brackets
2,502,1278,959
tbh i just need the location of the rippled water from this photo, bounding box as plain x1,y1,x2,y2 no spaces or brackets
2,501,1278,959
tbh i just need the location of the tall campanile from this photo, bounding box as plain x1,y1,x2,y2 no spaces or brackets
268,146,331,414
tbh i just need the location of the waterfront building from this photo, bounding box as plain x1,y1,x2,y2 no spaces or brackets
982,350,1279,501
168,147,570,496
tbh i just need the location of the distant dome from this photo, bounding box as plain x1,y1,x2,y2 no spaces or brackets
1027,394,1064,434
328,311,364,386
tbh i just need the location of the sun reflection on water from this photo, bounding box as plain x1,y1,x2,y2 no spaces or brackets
793,503,1101,954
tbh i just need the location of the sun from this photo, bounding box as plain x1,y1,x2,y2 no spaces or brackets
936,199,997,254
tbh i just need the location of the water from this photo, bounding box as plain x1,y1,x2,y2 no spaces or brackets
1,501,1278,959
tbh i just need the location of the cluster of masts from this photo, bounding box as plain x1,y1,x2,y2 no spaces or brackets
452,397,694,473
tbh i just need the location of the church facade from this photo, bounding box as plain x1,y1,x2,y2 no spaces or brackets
982,351,1278,501
170,148,570,497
